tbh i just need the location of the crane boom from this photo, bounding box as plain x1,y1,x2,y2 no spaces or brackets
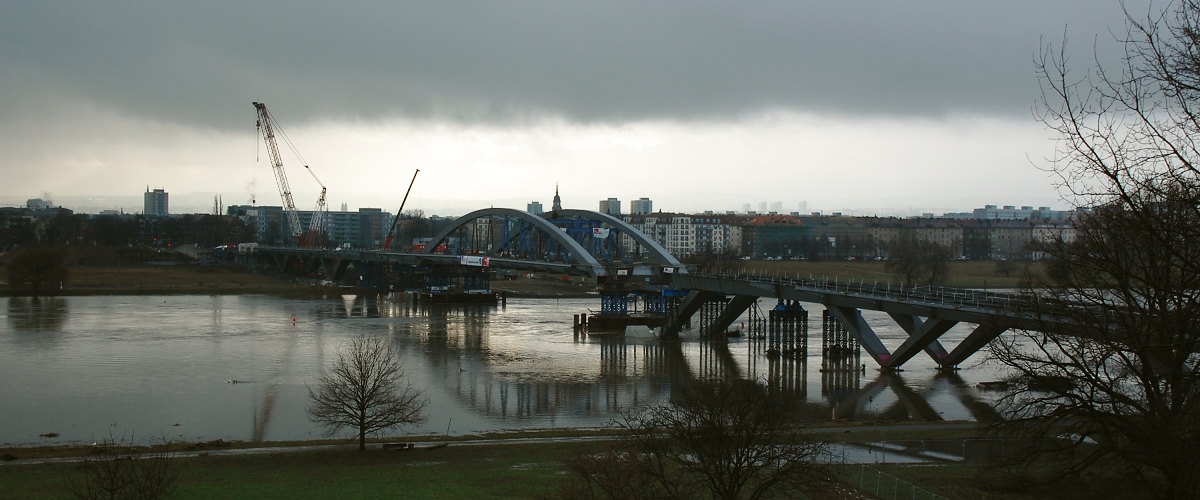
381,169,420,251
304,165,328,248
253,102,302,243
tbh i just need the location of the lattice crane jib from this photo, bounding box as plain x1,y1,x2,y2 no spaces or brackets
304,165,328,248
253,102,302,244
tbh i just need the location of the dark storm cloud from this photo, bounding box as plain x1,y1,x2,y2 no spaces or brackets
0,1,1132,129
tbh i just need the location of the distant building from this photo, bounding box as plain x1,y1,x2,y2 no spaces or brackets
769,201,783,214
226,204,391,247
630,197,653,214
937,204,1074,221
144,187,168,216
26,198,50,209
623,212,746,258
527,201,543,215
599,198,621,216
552,184,562,212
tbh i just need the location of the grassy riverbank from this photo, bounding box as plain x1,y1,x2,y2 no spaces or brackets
1,259,1033,298
0,425,1145,499
0,264,311,297
1,441,579,499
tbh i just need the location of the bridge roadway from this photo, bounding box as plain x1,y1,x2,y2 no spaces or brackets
667,271,1043,370
247,246,657,279
249,245,1045,370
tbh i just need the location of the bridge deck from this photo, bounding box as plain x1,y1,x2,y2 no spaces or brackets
668,272,1052,369
670,272,1040,328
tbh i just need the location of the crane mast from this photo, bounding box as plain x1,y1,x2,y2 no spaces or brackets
381,169,420,251
253,102,303,244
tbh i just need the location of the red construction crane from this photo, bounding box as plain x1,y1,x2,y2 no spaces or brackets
253,102,326,247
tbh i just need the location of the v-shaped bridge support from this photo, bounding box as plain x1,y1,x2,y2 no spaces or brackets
824,305,1007,370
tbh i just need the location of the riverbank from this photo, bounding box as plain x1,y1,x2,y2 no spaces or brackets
0,424,970,500
0,422,984,462
0,265,312,297
0,423,1140,499
0,259,1032,298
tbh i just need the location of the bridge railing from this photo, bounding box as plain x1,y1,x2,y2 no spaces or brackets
691,269,1043,318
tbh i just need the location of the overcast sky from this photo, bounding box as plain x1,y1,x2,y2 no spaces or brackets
0,1,1147,216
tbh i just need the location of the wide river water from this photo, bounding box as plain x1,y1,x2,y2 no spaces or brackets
1,294,1008,447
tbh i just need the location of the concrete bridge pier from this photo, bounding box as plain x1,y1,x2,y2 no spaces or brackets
824,306,887,366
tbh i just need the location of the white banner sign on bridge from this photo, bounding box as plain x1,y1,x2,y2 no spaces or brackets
459,255,490,267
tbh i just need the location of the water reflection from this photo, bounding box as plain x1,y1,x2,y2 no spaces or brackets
251,328,299,442
7,297,68,345
371,302,1002,425
0,295,1007,446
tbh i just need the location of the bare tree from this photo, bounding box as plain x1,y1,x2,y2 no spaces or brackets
556,380,826,500
994,259,1019,277
884,238,951,286
987,2,1200,498
6,247,69,298
62,433,178,500
307,335,427,451
991,193,1200,499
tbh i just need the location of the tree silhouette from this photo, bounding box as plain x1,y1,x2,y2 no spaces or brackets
307,335,427,451
6,247,69,298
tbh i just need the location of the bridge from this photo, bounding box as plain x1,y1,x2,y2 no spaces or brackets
246,205,1042,371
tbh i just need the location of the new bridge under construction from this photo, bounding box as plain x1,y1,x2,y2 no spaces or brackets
242,202,1051,373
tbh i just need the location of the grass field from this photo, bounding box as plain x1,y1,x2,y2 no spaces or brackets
0,434,1150,500
0,443,579,499
0,264,310,296
846,462,1156,500
2,253,1036,298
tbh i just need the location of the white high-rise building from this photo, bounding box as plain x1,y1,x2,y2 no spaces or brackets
599,198,621,216
630,197,653,214
527,201,543,215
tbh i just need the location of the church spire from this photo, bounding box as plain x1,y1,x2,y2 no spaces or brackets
552,183,562,212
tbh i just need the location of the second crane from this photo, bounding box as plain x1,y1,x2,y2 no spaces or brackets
253,101,328,248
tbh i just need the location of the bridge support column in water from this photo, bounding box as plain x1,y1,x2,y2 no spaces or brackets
586,290,674,331
767,300,807,357
821,310,861,370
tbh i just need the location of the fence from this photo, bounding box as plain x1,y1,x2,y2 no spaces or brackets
820,445,951,500
840,463,949,500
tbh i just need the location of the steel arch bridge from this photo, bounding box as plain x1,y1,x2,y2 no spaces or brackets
421,207,682,277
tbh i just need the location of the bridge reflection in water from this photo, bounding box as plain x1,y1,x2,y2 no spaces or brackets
311,295,1000,428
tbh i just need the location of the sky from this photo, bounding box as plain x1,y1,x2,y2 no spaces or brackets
0,1,1149,216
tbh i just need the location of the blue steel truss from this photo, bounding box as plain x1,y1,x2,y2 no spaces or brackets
545,217,632,265
438,213,639,266
422,208,680,273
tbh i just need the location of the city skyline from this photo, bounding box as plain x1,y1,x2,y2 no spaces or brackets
1,2,1145,216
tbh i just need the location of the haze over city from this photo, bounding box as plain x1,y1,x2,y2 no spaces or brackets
0,2,1141,215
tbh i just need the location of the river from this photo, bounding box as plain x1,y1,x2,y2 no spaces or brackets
1,294,1007,447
